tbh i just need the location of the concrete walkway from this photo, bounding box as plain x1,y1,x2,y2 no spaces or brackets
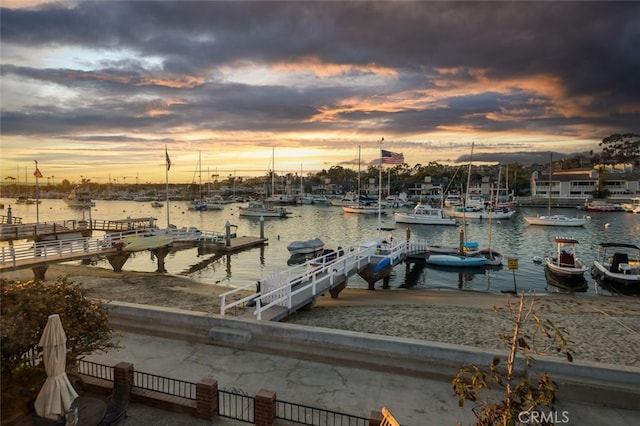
85,331,640,425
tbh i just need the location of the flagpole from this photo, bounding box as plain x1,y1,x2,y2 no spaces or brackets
34,161,41,236
165,145,171,228
378,137,384,239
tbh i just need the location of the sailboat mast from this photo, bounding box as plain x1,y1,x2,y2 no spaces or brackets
378,138,383,239
165,145,170,228
547,151,553,216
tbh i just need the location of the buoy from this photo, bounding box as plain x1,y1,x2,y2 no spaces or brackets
604,223,610,228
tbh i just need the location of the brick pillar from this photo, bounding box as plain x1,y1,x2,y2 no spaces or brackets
255,389,276,426
114,362,133,385
195,378,218,420
369,410,383,426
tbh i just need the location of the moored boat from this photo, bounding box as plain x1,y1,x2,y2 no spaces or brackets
64,186,95,208
287,238,325,255
524,214,589,227
544,237,589,278
423,253,487,268
590,242,640,288
239,200,291,218
394,203,456,225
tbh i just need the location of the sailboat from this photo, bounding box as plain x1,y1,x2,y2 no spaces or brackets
479,183,504,266
524,153,588,227
342,146,387,215
187,152,224,211
239,148,292,218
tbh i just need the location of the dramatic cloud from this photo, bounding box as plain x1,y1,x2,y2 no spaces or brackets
1,1,638,181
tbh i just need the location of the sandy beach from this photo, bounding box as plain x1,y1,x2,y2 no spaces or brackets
2,265,639,367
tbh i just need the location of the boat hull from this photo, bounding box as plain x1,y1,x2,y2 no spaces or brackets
448,208,516,220
287,238,325,255
394,204,456,225
591,261,640,287
424,254,486,268
524,215,587,227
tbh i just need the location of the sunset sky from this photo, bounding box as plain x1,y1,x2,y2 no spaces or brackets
1,1,639,184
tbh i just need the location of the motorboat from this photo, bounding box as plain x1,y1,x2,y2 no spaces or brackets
584,200,621,212
187,198,224,211
591,243,640,288
287,238,325,255
330,192,359,206
238,200,292,218
523,214,589,227
544,237,589,278
621,197,640,213
64,186,95,208
394,203,456,226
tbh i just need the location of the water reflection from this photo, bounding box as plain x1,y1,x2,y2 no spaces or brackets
543,266,588,293
4,198,639,296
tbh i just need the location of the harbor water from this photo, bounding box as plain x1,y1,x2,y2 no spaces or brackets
2,198,640,296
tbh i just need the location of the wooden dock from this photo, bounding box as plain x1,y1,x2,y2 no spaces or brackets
199,236,268,253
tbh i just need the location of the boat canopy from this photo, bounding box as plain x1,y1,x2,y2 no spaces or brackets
598,242,640,249
554,237,579,244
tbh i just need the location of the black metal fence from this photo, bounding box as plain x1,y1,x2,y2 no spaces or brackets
77,361,370,426
219,388,254,423
276,400,369,426
77,360,113,381
133,370,197,400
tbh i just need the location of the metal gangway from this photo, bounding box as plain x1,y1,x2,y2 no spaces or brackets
219,239,411,321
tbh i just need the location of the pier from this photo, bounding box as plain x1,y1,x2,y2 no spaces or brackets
219,239,409,321
0,216,271,280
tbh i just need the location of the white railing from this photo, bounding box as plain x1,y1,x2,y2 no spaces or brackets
0,235,117,268
219,239,412,319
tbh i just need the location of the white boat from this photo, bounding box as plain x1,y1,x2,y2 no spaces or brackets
287,238,325,255
448,206,517,220
523,153,588,227
238,200,292,218
524,214,589,227
621,197,640,213
342,203,386,215
311,194,331,205
123,234,173,252
64,186,95,208
444,193,463,207
394,203,456,225
591,243,640,288
544,237,589,278
330,192,360,206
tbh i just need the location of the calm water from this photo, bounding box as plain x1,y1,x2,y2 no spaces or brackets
3,197,640,296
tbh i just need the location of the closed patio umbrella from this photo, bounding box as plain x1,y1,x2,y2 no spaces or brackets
34,314,79,420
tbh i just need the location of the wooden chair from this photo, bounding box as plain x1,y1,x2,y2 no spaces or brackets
380,407,400,426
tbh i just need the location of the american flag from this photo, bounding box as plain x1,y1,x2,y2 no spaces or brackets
166,147,171,171
381,149,404,165
33,160,43,178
